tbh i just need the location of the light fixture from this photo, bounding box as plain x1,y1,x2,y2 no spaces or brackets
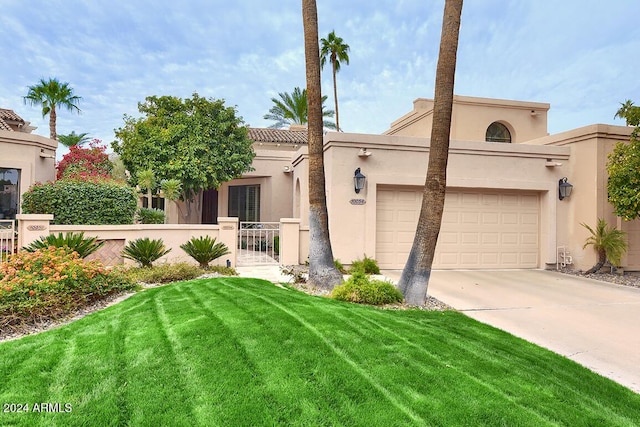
354,168,366,194
358,148,372,157
559,177,573,200
283,165,292,173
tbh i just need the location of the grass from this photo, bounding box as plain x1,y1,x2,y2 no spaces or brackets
1,277,639,426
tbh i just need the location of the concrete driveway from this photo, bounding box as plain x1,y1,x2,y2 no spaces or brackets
383,269,640,393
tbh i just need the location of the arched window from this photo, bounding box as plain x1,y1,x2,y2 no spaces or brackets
485,122,511,143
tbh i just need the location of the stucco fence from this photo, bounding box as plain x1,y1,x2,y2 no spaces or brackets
15,215,308,268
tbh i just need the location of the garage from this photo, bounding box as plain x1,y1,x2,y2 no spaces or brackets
376,186,540,269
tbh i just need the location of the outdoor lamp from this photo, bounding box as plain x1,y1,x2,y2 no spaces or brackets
559,177,573,200
354,168,366,194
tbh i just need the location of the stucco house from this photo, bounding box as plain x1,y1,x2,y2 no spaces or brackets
169,95,635,273
0,108,57,221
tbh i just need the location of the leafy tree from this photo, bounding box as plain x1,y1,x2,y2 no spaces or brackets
302,0,343,289
614,99,640,127
113,93,255,221
320,30,350,132
582,219,627,274
263,87,335,129
58,131,91,148
56,140,113,180
398,0,463,305
23,77,81,140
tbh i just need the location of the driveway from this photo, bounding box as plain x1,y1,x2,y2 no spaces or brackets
383,269,640,393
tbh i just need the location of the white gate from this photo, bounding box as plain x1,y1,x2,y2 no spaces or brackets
0,220,16,266
238,222,280,266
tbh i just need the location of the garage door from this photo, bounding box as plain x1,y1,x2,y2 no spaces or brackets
376,187,539,269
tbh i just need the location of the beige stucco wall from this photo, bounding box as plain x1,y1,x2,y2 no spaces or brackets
294,131,569,267
0,130,57,216
385,95,550,144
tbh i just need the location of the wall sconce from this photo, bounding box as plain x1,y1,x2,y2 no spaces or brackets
354,168,366,194
559,177,573,200
283,165,292,173
358,148,372,157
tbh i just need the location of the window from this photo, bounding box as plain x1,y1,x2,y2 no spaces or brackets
485,122,511,143
0,168,19,219
228,185,260,222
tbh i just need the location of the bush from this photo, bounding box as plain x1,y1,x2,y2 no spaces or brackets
122,263,202,284
206,265,238,276
136,207,165,224
0,247,135,323
331,271,403,305
180,236,230,268
56,141,113,180
23,232,104,258
122,238,171,268
22,180,137,225
334,259,347,274
350,255,381,275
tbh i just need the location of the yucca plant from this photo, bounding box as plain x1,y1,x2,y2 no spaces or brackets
582,218,627,274
23,231,104,258
122,237,171,268
180,236,230,269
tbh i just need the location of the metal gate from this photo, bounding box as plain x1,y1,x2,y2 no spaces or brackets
0,220,16,266
238,222,280,266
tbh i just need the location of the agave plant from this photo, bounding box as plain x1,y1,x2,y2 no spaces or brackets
180,236,230,269
122,237,171,268
23,232,104,258
582,218,627,274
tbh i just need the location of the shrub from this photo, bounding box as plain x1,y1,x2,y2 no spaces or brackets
122,238,171,268
334,259,347,274
350,255,381,275
180,236,230,268
206,265,238,276
136,207,165,224
56,141,113,180
22,180,137,225
331,271,403,305
23,232,104,258
123,263,202,284
0,247,135,323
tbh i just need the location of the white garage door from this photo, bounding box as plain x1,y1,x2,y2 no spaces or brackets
376,187,539,269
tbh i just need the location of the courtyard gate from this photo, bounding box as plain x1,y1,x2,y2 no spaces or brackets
238,222,280,266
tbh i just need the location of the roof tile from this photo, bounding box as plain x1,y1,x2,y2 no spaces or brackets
248,127,307,145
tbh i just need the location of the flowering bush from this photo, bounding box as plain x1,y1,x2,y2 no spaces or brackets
0,247,135,323
56,139,114,181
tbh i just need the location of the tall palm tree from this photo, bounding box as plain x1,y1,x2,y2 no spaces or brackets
24,77,81,140
57,131,91,148
582,218,627,274
263,87,336,129
320,31,350,132
302,0,343,290
614,99,640,127
398,0,464,305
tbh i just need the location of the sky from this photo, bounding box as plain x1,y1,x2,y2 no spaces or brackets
1,0,639,159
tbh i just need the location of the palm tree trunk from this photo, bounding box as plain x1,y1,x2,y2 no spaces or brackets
332,61,340,131
585,249,607,274
398,0,463,305
302,0,343,290
49,105,57,140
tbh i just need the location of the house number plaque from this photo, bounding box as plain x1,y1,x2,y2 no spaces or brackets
27,225,47,231
350,199,366,205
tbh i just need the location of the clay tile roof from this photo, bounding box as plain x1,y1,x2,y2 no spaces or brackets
248,127,308,145
0,108,26,131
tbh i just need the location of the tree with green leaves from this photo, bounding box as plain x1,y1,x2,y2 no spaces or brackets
398,0,463,305
607,99,640,220
113,93,255,221
58,131,91,147
263,87,335,129
23,78,81,140
582,218,627,274
302,0,343,290
320,30,350,132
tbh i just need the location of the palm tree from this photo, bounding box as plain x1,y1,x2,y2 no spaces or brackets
58,131,91,148
582,218,627,274
302,0,343,290
398,0,464,305
263,87,336,129
24,78,81,140
320,31,350,132
614,99,640,127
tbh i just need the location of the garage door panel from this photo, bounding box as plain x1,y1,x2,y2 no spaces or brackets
376,187,540,269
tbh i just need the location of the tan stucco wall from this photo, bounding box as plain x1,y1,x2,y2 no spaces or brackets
385,95,550,144
297,131,569,267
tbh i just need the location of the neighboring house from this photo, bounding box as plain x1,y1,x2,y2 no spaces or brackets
173,95,638,273
0,108,57,220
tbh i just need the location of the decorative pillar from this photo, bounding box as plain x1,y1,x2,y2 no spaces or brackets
16,214,53,249
280,218,301,265
217,217,238,267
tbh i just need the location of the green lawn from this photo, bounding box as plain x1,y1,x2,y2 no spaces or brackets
1,277,639,426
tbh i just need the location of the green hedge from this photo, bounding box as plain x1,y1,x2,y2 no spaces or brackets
22,180,138,225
